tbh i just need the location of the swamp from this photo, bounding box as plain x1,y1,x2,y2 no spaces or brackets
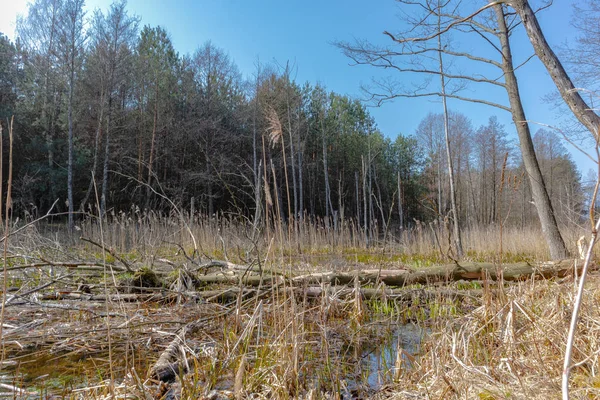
0,216,598,399
1,0,600,398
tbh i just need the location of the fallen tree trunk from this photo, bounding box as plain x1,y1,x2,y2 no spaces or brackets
31,260,583,306
149,316,211,382
39,288,261,303
291,259,581,287
194,273,284,286
41,292,166,302
6,261,126,272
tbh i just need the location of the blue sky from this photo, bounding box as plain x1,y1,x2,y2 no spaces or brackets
0,0,594,176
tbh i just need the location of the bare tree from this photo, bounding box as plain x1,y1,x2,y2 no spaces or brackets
337,0,569,259
436,0,462,257
17,0,62,206
82,1,138,215
58,0,86,234
507,0,600,139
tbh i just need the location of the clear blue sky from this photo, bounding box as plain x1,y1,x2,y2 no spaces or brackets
0,0,594,175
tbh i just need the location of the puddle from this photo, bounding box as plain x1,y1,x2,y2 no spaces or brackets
340,323,424,398
363,323,423,389
1,349,152,396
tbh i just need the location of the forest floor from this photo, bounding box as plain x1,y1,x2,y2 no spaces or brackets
0,219,598,399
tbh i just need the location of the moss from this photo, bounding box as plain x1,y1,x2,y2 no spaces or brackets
132,266,162,288
118,266,163,292
478,391,497,400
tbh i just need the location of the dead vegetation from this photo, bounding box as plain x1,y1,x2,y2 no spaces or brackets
0,214,597,399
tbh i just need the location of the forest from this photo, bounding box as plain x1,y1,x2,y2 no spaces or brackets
0,0,599,399
0,0,585,237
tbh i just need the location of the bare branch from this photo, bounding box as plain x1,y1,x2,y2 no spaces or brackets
366,87,511,112
383,1,504,44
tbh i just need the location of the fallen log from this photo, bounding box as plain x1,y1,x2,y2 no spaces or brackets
150,312,229,382
291,259,581,287
194,273,284,286
41,292,167,302
6,261,126,272
39,288,258,303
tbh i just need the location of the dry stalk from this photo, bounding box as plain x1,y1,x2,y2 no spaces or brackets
92,172,115,393
265,105,292,243
562,206,600,399
0,117,13,362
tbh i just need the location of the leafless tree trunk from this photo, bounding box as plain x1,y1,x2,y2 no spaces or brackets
321,117,333,226
146,83,159,203
101,96,112,216
62,0,85,235
508,0,600,138
437,4,463,258
494,3,568,259
337,0,568,258
284,67,298,222
43,1,59,204
397,171,403,229
252,65,262,232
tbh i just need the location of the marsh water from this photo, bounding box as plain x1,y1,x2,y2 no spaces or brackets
2,321,425,398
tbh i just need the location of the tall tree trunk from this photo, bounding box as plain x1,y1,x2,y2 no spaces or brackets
397,171,403,229
297,103,306,222
494,3,568,259
137,85,145,183
491,138,497,225
67,51,75,235
321,118,333,226
146,83,159,204
43,1,58,207
437,151,442,215
438,9,463,258
101,98,111,216
286,82,298,222
368,142,374,236
207,160,213,216
80,90,105,211
355,170,361,227
252,79,261,232
298,148,304,222
362,156,368,246
510,0,600,138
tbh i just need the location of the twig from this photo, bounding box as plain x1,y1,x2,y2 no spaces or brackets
0,198,60,244
80,236,134,272
1,117,13,363
4,272,74,306
562,215,600,399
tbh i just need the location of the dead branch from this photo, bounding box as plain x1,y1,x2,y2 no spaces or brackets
80,236,134,272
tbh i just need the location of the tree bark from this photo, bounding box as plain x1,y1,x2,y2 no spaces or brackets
67,59,74,235
494,3,568,259
321,117,333,226
100,98,111,217
146,83,159,205
508,0,600,138
80,89,104,211
438,7,463,258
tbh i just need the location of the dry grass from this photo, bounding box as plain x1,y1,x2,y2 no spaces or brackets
379,275,600,399
69,211,586,264
2,213,598,399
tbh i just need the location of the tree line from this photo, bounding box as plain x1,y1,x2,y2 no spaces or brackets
0,0,590,247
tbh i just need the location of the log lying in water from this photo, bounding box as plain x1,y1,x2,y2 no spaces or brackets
149,316,213,382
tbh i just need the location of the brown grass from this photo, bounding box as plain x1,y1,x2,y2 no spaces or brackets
2,213,598,399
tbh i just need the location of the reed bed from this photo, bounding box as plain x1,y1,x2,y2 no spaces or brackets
63,210,586,264
0,213,597,399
